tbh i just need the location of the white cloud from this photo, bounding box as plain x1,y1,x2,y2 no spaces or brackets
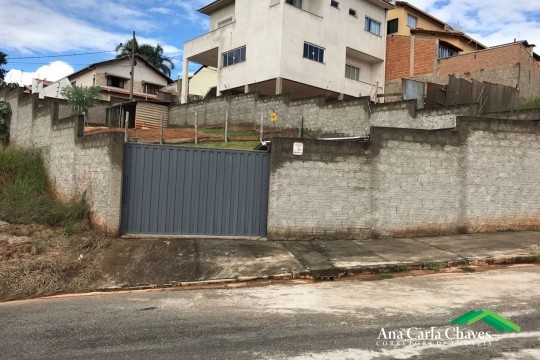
5,61,74,86
166,0,209,28
149,7,172,15
0,0,180,54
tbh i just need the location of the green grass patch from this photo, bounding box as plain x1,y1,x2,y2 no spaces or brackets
199,128,258,138
0,146,88,229
424,262,444,272
376,273,393,280
180,140,261,151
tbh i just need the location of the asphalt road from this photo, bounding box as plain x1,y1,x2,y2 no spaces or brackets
1,265,539,360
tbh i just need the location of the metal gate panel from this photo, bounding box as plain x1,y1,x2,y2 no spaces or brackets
121,143,270,236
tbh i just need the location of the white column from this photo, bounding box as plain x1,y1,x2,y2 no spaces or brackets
275,77,283,95
181,56,189,104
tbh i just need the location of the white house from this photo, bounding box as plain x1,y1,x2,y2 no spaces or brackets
181,0,395,104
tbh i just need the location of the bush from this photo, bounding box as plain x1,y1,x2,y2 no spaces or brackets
0,101,10,145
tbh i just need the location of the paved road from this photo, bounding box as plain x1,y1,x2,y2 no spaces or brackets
1,265,539,359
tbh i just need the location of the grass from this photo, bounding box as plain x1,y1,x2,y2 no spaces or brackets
461,266,476,273
180,140,261,151
0,146,111,302
424,262,444,272
199,128,258,138
0,147,88,229
376,273,393,279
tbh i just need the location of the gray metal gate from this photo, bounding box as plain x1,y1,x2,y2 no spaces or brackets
121,143,270,237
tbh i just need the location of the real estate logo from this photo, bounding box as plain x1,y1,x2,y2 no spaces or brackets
451,310,521,333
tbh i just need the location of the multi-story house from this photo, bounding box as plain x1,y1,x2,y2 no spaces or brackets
33,55,174,102
181,0,396,104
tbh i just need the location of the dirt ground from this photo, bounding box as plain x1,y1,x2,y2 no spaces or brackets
84,127,223,143
0,220,110,302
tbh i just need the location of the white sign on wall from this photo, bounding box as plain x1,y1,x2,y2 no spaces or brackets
293,142,303,156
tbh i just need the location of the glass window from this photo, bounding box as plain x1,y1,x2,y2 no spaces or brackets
303,42,325,63
222,46,247,68
365,17,381,36
349,8,357,17
285,0,302,8
345,64,360,81
331,0,339,8
438,45,458,58
107,76,124,88
407,14,417,28
387,18,398,34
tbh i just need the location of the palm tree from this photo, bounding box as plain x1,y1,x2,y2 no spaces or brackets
115,40,175,77
115,39,139,58
0,51,7,80
138,44,175,77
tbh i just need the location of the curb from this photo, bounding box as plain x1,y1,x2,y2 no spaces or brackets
95,254,538,292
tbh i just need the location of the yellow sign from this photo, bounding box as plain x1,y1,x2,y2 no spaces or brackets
270,112,278,122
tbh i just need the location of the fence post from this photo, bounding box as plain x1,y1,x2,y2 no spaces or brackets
299,116,304,139
224,110,229,143
259,112,263,143
124,111,129,142
160,113,164,145
195,111,198,145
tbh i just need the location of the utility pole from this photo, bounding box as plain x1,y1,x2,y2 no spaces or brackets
129,31,135,100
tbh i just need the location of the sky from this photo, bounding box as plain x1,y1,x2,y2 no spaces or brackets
1,0,539,86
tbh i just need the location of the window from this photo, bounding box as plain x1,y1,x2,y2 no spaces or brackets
285,0,302,8
345,64,360,81
331,0,339,8
365,17,381,36
107,76,125,88
349,8,357,17
438,44,458,58
387,18,398,34
303,42,325,63
145,84,160,95
221,46,246,68
407,14,417,28
217,16,233,28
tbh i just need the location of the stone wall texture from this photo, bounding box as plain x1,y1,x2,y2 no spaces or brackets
1,89,123,236
267,116,540,240
169,91,478,137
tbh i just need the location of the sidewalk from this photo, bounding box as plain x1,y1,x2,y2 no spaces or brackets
97,231,540,290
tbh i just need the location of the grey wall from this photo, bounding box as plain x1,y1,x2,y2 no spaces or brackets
268,116,540,240
169,92,479,137
0,88,124,236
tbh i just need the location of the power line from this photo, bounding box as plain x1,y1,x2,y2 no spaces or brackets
7,50,116,60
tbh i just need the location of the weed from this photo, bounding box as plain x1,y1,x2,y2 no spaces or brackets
392,264,411,273
461,266,476,273
425,262,444,271
0,147,89,226
376,273,393,279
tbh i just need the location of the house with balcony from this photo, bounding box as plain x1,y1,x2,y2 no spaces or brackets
181,0,396,104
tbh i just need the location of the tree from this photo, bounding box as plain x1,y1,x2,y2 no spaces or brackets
0,51,6,80
60,85,102,119
116,40,175,77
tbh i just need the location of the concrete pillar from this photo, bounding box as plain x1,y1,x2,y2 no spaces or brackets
244,84,250,93
338,93,345,101
275,77,283,95
181,56,189,104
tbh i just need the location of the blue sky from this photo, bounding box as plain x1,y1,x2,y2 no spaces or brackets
1,0,539,85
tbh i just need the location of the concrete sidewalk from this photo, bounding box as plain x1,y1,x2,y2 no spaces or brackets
97,231,540,289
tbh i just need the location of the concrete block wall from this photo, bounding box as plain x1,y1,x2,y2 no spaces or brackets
169,91,478,137
0,89,124,236
267,116,540,240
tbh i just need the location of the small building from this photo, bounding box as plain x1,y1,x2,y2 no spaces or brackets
181,0,396,104
106,100,170,129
